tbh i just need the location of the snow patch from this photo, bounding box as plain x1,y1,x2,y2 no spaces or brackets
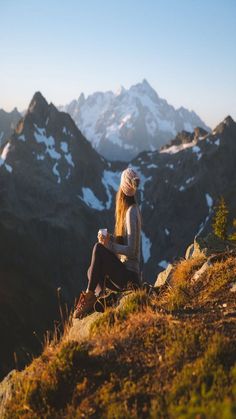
18,134,26,142
166,163,174,169
52,163,61,183
0,141,13,173
60,141,68,153
160,140,196,155
196,194,214,236
64,153,75,167
141,230,151,263
131,165,152,201
205,193,213,208
186,176,194,184
102,170,121,209
80,187,104,211
34,125,61,160
192,146,202,160
1,142,11,160
5,163,13,173
147,163,158,169
37,154,45,160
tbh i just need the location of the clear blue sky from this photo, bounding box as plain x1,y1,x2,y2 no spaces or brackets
0,0,235,128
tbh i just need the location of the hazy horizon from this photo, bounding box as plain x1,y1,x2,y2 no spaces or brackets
1,0,236,129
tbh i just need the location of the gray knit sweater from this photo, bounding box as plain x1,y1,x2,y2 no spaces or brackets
108,204,141,274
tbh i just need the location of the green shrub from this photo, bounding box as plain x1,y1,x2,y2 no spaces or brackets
212,196,229,240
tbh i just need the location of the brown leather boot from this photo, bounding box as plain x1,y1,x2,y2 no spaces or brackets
73,290,97,319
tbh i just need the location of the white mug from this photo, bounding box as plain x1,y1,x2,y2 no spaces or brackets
98,228,108,237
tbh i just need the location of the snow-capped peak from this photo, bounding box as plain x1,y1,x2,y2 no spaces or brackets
59,80,210,161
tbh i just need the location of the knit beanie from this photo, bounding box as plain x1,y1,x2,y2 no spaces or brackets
120,168,140,197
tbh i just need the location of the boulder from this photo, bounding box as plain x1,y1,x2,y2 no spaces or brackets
192,233,236,258
68,312,102,342
154,263,174,287
191,260,212,283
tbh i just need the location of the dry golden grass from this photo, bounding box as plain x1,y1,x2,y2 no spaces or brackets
171,254,207,285
4,253,236,418
155,255,206,311
198,256,236,300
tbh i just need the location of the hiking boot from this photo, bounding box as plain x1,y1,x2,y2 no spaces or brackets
73,291,97,319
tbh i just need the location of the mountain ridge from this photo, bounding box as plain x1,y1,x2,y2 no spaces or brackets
0,107,21,147
59,79,211,161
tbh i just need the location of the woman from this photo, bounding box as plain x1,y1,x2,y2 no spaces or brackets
73,167,142,319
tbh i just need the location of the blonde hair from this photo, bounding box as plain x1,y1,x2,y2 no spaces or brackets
114,187,136,237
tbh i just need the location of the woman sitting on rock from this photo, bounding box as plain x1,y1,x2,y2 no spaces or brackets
73,167,142,319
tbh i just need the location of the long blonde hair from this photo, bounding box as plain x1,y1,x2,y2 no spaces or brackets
114,187,136,237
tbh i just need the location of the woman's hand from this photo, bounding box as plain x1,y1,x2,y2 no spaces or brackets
98,232,110,247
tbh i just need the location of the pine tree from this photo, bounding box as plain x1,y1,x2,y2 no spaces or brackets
212,196,229,240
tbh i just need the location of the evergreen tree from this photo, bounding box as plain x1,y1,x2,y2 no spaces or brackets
212,196,229,240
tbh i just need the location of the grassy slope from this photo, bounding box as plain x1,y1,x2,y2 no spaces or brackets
3,254,236,418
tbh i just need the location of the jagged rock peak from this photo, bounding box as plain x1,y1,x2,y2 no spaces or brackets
115,85,126,96
78,93,85,106
213,115,236,135
28,92,48,114
223,115,235,126
0,107,20,117
131,78,158,97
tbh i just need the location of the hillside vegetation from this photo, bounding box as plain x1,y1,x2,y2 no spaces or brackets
1,242,236,418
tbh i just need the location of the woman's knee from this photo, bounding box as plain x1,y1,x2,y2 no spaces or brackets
92,242,103,255
93,242,103,252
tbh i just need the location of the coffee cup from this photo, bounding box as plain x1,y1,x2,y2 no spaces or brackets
98,228,108,238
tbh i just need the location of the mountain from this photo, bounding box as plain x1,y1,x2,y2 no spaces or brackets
0,108,21,146
59,79,210,161
0,91,122,378
0,90,235,380
131,115,236,278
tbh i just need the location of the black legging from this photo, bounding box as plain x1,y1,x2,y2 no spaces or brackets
87,242,141,294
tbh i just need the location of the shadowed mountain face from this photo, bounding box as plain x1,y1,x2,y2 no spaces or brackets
132,116,236,279
0,108,21,146
0,92,122,378
0,90,235,379
59,79,210,161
